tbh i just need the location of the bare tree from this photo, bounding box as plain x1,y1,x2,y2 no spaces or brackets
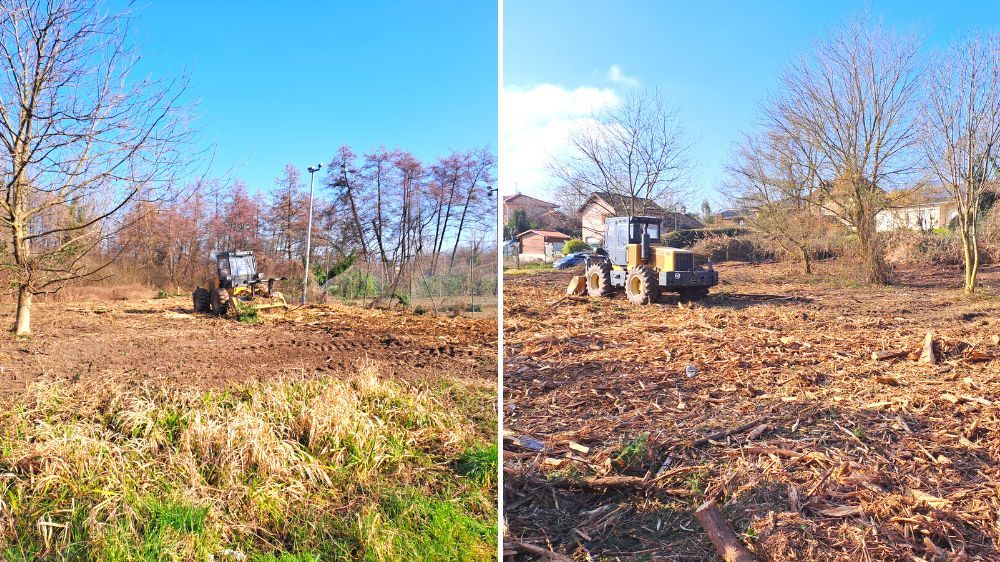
921,32,1000,294
550,89,691,215
764,15,923,284
0,0,191,335
726,130,833,274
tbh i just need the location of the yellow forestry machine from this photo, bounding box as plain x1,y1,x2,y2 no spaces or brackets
572,216,718,304
192,251,289,316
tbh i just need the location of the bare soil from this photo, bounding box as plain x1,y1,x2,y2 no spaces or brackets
0,296,497,398
503,261,1000,561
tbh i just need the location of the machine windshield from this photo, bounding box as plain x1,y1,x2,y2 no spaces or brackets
633,220,660,241
231,258,252,278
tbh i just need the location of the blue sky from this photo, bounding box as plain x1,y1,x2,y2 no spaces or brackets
501,0,1000,209
127,0,497,194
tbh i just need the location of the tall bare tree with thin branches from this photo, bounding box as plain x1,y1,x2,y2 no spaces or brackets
0,0,191,335
550,89,692,215
921,32,1000,295
764,15,923,284
726,129,832,274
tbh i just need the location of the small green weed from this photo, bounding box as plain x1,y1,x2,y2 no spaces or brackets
233,301,261,324
612,432,649,469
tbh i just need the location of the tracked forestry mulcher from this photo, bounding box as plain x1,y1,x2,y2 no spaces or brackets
193,251,289,316
571,216,718,304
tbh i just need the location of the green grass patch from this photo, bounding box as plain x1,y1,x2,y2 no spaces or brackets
456,443,498,485
373,489,497,561
503,262,553,274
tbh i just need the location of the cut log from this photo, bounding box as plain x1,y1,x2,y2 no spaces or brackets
694,500,756,562
919,332,937,364
566,275,586,296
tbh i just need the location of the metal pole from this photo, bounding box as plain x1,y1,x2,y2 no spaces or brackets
303,164,322,304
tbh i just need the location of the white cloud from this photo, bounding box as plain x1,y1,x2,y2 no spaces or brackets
607,64,639,87
500,83,620,200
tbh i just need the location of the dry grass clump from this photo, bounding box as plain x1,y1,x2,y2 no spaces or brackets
885,230,968,266
0,361,497,560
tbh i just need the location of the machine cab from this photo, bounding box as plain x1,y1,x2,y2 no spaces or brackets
603,216,661,267
216,251,258,289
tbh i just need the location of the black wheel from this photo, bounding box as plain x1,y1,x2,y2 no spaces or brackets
625,266,659,305
210,288,231,316
678,288,709,302
585,262,613,297
192,287,211,313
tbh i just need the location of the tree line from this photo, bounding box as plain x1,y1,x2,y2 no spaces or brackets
726,15,1000,291
0,0,495,335
117,148,496,303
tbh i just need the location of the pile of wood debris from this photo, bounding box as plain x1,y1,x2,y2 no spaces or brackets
503,263,1000,561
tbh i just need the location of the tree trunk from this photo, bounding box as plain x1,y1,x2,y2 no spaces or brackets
964,228,979,295
971,236,980,292
449,188,473,270
856,217,888,285
15,284,31,336
800,245,812,275
958,208,979,295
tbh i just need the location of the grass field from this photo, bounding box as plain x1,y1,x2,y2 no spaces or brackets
0,298,498,561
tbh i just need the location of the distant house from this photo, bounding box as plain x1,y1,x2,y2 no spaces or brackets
876,192,957,232
717,209,749,226
816,187,960,232
516,229,572,262
579,192,704,245
502,193,565,228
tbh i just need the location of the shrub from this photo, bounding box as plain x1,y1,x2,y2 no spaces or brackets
562,239,590,254
663,227,751,248
691,235,772,263
884,230,970,266
327,267,380,299
233,300,261,324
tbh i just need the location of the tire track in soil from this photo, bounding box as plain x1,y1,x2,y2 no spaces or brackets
0,299,495,398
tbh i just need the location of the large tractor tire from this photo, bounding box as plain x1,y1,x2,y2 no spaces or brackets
625,266,659,305
585,262,613,298
210,288,231,316
192,287,211,313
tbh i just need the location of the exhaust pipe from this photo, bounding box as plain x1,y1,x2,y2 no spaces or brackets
640,231,650,263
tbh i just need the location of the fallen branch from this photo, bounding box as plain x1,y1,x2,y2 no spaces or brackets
690,416,768,447
727,446,828,464
871,349,907,361
549,294,588,306
694,500,756,562
507,539,574,561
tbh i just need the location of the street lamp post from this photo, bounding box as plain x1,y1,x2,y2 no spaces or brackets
303,163,322,305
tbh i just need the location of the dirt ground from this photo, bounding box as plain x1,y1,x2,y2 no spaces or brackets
503,261,1000,561
0,296,497,398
